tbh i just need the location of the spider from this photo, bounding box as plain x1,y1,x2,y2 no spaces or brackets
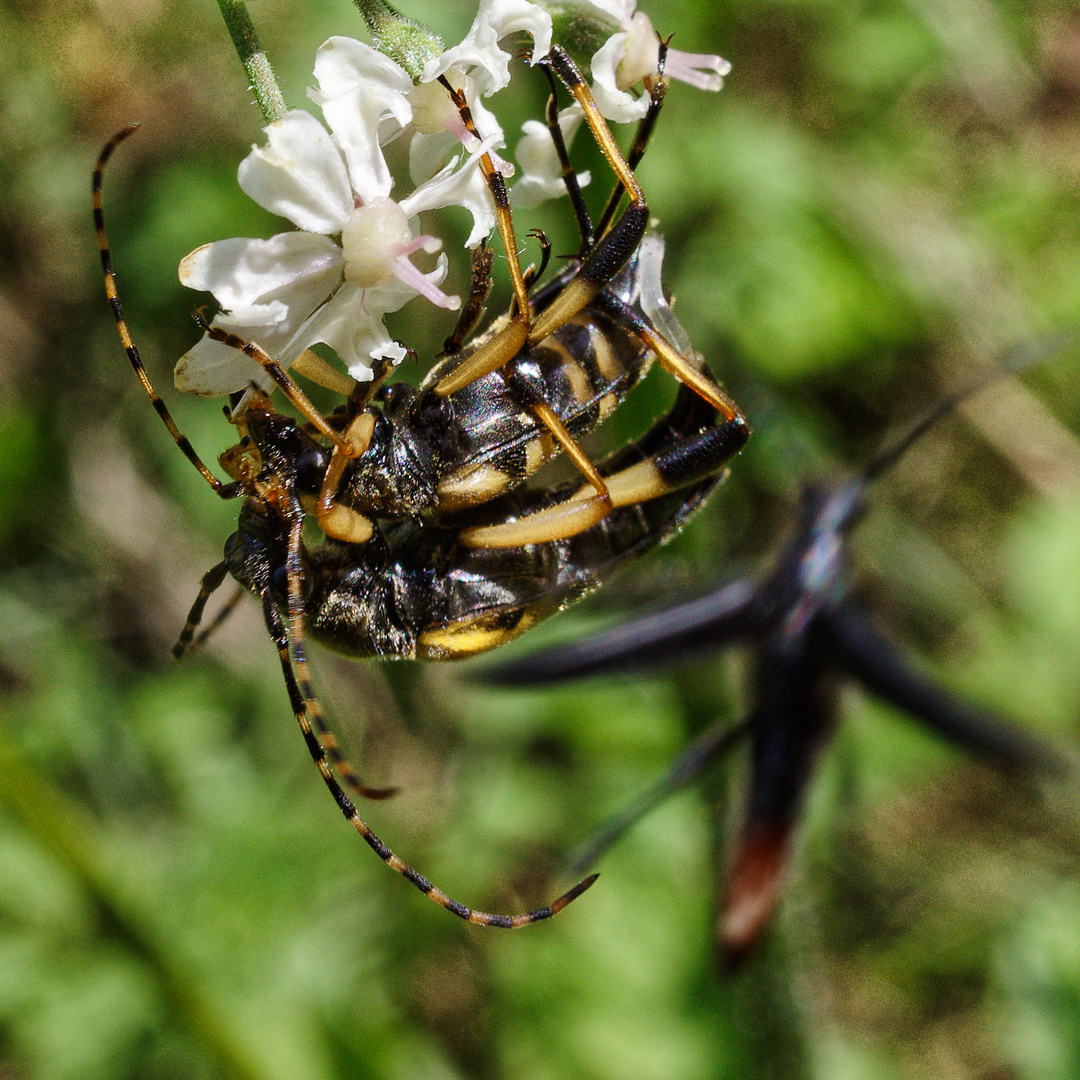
93,44,748,926
488,347,1070,958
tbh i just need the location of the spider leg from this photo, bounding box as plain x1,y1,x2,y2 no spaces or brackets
94,128,241,500
172,560,230,659
829,601,1068,778
566,716,752,876
270,515,598,922
721,626,837,967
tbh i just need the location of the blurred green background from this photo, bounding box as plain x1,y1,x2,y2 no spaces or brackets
2,0,1080,1076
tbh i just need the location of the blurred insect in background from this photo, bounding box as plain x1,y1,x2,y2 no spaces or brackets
488,344,1070,961
92,45,748,927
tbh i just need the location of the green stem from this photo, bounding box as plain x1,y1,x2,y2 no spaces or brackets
216,0,287,124
352,0,443,79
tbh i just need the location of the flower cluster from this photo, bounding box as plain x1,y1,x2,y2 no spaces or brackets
176,0,730,397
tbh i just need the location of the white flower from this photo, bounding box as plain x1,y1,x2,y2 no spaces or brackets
423,0,553,97
557,1,732,122
176,3,562,398
311,37,508,190
176,105,481,395
175,61,507,395
513,105,591,208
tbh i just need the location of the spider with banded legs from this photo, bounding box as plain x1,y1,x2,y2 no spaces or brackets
93,44,748,927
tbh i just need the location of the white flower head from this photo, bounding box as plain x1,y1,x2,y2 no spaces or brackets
545,1,731,122
176,101,477,395
176,5,562,397
176,49,501,395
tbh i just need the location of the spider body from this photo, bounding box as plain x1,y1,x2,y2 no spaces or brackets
490,358,1069,958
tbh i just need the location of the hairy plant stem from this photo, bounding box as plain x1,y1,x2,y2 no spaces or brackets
216,0,287,124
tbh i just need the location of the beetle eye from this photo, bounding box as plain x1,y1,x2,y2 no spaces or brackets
271,564,313,603
409,389,453,431
378,383,412,411
293,445,328,494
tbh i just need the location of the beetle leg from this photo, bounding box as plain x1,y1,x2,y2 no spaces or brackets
593,47,669,241
539,64,593,249
520,229,552,296
432,78,533,397
188,587,246,653
314,362,395,544
532,49,738,422
315,411,377,544
459,388,749,548
172,560,230,659
591,290,743,421
525,47,650,346
197,322,365,458
443,244,496,355
279,511,396,801
291,349,358,397
270,514,599,922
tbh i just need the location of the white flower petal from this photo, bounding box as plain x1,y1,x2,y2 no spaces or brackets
175,233,345,396
178,233,343,313
577,0,636,21
589,31,650,122
399,148,498,248
615,10,660,89
513,106,590,208
311,36,413,101
312,37,414,201
637,232,692,357
468,85,508,143
290,283,414,380
175,315,281,397
238,111,353,234
409,130,460,186
424,0,552,96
